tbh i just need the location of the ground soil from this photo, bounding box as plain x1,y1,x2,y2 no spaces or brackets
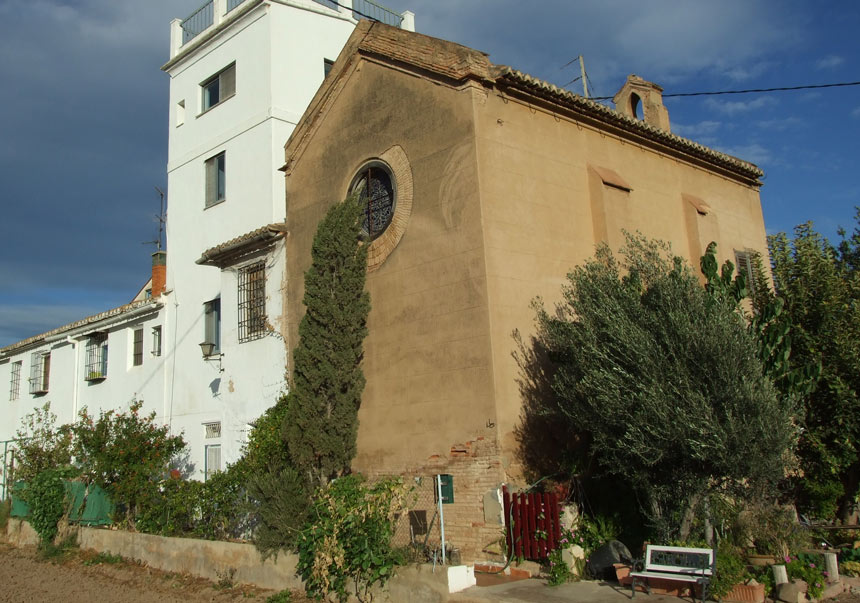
0,541,314,603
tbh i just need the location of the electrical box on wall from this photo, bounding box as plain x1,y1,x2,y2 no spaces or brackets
437,474,454,504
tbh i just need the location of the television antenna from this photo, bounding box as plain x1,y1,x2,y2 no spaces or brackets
142,186,167,250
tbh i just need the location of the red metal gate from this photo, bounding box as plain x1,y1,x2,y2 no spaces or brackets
502,485,562,560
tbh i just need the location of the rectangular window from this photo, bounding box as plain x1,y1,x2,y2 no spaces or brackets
734,250,757,294
324,58,334,78
152,326,162,357
204,421,221,439
204,298,221,354
201,63,235,112
132,328,144,366
238,261,266,343
85,334,109,380
205,444,221,480
29,351,50,394
205,151,226,207
9,361,21,401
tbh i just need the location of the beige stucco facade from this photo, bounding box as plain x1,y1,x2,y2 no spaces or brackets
282,22,767,559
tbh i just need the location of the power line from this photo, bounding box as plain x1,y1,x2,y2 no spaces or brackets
590,80,860,101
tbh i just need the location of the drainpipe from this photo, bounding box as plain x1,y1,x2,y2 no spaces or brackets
66,336,80,419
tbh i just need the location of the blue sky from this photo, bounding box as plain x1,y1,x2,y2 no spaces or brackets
1,0,858,347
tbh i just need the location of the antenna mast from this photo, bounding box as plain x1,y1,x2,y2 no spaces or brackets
579,55,589,99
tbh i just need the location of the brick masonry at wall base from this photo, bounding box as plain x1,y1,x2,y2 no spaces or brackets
361,436,511,563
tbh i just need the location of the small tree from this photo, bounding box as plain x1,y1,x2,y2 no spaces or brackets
12,402,72,484
73,400,186,525
531,234,796,539
284,195,370,487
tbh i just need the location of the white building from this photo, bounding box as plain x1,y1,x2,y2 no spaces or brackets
0,0,414,491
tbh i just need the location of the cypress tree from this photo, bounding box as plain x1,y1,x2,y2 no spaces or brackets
284,195,370,487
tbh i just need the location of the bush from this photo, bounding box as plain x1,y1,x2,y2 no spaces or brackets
12,403,72,484
73,400,186,525
25,466,79,545
297,475,410,602
250,465,310,558
136,478,204,536
711,543,750,599
786,553,827,599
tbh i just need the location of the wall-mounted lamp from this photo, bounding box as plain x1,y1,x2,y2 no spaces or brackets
199,342,224,372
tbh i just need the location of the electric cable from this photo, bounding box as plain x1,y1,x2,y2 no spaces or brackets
590,80,860,101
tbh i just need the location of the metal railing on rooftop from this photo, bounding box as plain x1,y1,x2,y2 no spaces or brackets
181,0,403,47
353,0,403,27
181,0,214,44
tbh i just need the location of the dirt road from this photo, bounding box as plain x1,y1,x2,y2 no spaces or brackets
0,542,293,603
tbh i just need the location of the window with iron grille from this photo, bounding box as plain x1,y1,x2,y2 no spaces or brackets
152,326,162,357
132,328,144,366
349,163,395,240
29,351,50,394
238,261,266,343
9,361,21,401
204,421,221,439
85,334,108,381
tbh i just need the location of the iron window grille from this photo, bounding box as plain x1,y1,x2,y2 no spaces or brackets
132,328,144,366
201,63,236,112
152,326,162,357
9,361,21,401
29,351,50,394
85,334,109,380
350,164,395,240
204,421,221,439
205,151,226,208
238,261,266,343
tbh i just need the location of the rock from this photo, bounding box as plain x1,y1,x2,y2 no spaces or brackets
819,581,845,600
587,540,633,581
560,504,579,532
777,579,808,603
562,545,586,577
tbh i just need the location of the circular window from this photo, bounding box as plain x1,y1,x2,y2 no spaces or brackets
350,163,396,240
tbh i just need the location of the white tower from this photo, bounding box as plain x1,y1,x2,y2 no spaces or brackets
161,0,414,477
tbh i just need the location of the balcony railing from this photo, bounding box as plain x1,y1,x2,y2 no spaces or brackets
181,1,214,44
351,0,403,27
177,0,407,51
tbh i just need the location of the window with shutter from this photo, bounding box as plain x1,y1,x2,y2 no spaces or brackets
201,63,236,112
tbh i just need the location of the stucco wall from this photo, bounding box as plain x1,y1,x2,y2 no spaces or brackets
472,89,769,476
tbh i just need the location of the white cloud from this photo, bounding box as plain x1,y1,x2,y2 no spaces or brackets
755,116,803,131
816,55,844,70
705,96,777,115
718,143,773,166
673,120,722,138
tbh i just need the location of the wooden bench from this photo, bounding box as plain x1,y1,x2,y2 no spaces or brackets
630,545,714,603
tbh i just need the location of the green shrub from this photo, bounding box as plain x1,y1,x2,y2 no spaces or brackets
73,400,186,525
12,403,73,484
198,461,252,540
711,543,750,599
265,590,292,603
297,475,410,602
787,553,827,599
25,466,79,545
136,478,203,536
250,465,310,558
0,498,10,531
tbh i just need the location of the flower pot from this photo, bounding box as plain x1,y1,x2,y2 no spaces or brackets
747,554,779,567
722,582,766,603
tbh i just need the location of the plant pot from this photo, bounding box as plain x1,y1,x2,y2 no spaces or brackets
747,554,779,566
722,582,766,603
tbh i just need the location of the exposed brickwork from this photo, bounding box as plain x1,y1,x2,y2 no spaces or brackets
151,251,166,297
363,436,509,563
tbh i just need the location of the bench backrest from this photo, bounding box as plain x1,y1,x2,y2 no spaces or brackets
644,545,714,576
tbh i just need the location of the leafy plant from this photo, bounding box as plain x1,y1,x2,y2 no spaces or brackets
249,465,310,559
785,553,827,599
12,402,73,484
297,475,410,602
83,551,124,566
711,543,750,599
529,233,794,540
25,466,79,545
265,590,293,603
545,547,574,586
72,399,186,525
734,502,806,557
841,560,860,577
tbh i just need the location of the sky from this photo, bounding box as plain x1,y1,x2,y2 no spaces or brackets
0,0,858,347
